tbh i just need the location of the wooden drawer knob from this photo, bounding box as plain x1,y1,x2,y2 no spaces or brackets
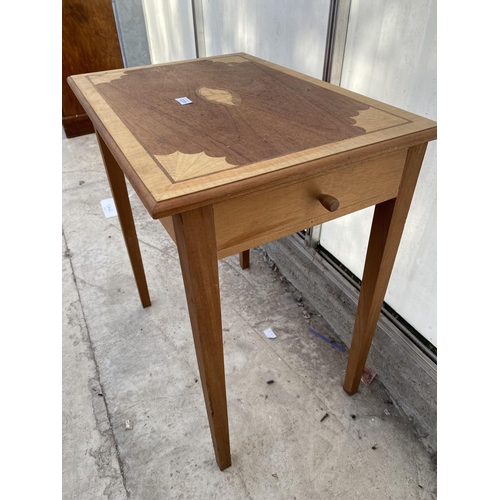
318,194,340,212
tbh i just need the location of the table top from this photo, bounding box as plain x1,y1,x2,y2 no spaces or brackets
68,53,436,218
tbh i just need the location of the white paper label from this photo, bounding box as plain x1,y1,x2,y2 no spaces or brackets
100,198,117,218
175,97,192,105
263,328,277,339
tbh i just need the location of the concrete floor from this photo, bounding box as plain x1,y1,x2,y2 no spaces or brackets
62,133,437,499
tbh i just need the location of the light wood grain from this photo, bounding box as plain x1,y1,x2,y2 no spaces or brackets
160,218,251,275
196,87,242,106
160,149,406,259
209,55,248,64
173,205,231,471
155,151,235,182
353,106,408,133
89,71,127,85
214,149,406,258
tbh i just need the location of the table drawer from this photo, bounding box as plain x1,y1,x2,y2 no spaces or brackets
213,149,407,258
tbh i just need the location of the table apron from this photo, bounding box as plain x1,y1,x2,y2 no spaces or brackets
160,148,408,259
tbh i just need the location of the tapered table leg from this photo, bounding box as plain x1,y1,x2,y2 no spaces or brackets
173,205,231,471
343,143,428,395
96,131,151,308
239,250,250,270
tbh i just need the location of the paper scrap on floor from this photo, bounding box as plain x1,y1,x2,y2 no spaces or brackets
264,328,277,339
100,198,117,218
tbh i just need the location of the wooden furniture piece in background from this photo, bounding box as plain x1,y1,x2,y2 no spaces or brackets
62,0,123,137
67,53,437,471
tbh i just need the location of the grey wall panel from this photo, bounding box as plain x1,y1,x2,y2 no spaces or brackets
113,0,151,67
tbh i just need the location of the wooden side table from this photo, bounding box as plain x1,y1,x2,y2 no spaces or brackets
68,53,437,471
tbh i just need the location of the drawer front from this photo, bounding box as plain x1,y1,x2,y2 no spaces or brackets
213,149,407,258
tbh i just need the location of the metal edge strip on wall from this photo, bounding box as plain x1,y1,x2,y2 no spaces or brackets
306,0,351,249
191,0,207,58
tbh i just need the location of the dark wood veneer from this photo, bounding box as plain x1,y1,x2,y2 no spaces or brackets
62,0,123,137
